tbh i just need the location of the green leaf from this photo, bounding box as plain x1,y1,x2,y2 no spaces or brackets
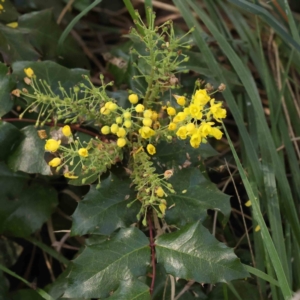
0,122,23,160
7,125,51,175
0,163,58,237
64,228,150,298
0,63,15,117
0,270,9,300
0,24,39,64
10,290,43,300
12,60,89,97
156,221,248,283
71,173,139,236
0,0,19,23
156,140,218,166
108,280,151,300
18,9,89,68
165,168,231,227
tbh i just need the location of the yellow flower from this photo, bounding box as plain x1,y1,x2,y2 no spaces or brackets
143,118,152,127
108,102,118,111
175,95,186,106
48,157,61,167
78,148,88,157
176,126,187,140
110,124,119,134
168,122,177,131
64,172,78,179
190,133,201,148
193,89,210,106
101,125,110,134
117,138,126,147
167,107,176,116
147,144,156,155
128,94,139,104
123,120,132,128
117,127,126,137
24,68,34,78
255,225,261,232
189,104,203,119
123,111,131,119
151,111,158,121
156,187,164,197
209,99,227,122
6,22,18,28
116,116,123,124
62,125,72,137
245,200,251,207
135,104,145,113
105,101,113,109
143,109,153,119
139,126,155,139
199,122,214,137
186,123,195,135
210,127,223,140
45,139,61,152
100,106,110,115
159,200,167,215
173,112,187,123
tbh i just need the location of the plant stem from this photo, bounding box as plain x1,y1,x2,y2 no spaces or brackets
148,212,156,295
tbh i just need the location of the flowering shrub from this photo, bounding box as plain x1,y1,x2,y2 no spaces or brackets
2,9,248,299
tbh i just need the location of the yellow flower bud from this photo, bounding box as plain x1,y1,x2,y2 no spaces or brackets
110,124,119,134
116,116,123,124
123,111,131,119
117,127,126,137
193,89,210,106
62,125,72,137
117,138,126,147
147,144,156,155
48,157,61,167
168,122,177,131
210,127,223,140
135,104,145,113
176,96,186,106
45,139,61,152
108,102,118,111
151,111,158,121
100,107,110,115
123,120,132,128
78,148,88,157
64,172,78,179
128,94,138,104
101,125,110,135
24,68,34,78
143,118,152,127
159,203,167,215
167,107,176,116
156,187,164,197
143,109,152,119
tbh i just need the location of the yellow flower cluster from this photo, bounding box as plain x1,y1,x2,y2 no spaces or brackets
167,89,226,148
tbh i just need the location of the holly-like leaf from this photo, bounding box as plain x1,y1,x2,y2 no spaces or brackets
71,173,139,236
0,24,39,64
0,63,16,117
64,228,150,298
18,9,89,68
165,168,231,227
0,163,58,237
0,122,23,161
108,280,151,300
7,125,51,175
156,221,249,284
155,140,218,167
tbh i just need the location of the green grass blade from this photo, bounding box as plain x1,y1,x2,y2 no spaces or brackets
244,265,280,287
58,0,103,47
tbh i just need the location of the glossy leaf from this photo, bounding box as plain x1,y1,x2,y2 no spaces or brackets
0,63,15,117
0,163,58,237
165,168,231,227
64,228,150,298
7,125,51,175
71,173,139,236
0,122,23,161
156,221,248,283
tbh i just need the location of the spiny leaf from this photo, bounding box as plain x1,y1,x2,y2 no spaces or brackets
64,228,150,298
156,221,248,283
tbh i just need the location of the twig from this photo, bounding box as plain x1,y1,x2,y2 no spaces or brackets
174,280,195,300
148,213,156,295
57,0,75,25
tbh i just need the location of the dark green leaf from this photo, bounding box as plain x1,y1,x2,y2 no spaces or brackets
0,163,58,237
7,125,51,175
64,228,150,298
0,63,15,117
0,122,23,160
10,290,43,300
18,10,89,68
0,24,39,64
0,0,19,23
0,270,9,300
165,168,231,227
108,280,150,300
71,173,139,236
156,221,248,283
